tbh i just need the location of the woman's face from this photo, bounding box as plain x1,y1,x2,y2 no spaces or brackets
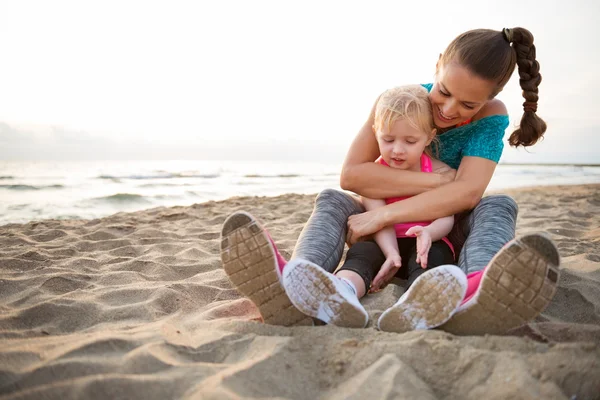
430,61,497,128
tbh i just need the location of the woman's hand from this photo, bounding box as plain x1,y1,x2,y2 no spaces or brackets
370,254,402,293
347,210,386,245
405,226,432,269
434,164,457,186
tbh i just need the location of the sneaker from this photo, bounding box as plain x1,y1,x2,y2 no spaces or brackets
440,232,561,335
220,211,313,326
377,265,467,333
282,259,369,328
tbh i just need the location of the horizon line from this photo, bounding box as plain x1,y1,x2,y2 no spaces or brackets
0,159,599,167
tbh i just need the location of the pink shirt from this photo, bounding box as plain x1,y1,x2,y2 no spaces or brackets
377,154,455,255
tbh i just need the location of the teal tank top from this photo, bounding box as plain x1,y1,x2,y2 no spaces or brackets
421,83,509,169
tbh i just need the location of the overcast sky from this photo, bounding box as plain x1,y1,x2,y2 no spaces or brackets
1,0,599,164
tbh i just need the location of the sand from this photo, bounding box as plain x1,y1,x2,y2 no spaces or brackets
1,184,599,399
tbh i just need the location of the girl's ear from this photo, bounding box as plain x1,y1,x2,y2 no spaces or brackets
371,124,376,134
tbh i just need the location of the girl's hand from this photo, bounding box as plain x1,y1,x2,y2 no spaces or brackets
370,254,402,293
405,226,432,269
347,210,385,245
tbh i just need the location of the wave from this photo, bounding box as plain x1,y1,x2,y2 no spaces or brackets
91,193,151,204
0,184,65,190
7,204,28,210
0,176,14,180
243,174,301,178
137,183,195,188
151,194,186,200
97,173,220,180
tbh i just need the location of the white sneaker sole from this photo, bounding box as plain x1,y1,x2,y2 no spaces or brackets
220,211,313,326
282,259,369,328
377,265,467,333
440,232,560,335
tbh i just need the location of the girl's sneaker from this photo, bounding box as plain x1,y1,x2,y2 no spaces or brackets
220,211,312,326
377,265,467,333
440,232,560,335
282,259,369,328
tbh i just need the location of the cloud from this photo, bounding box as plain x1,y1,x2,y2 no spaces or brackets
0,122,116,160
0,122,342,162
0,122,36,142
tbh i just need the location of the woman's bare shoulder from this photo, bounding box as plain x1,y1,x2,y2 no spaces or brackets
473,98,508,120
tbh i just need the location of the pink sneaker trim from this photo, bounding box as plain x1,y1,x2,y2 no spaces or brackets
462,269,485,305
264,230,287,278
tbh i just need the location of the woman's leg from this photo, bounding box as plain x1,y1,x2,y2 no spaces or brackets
220,212,313,326
440,195,561,335
446,195,518,302
220,189,363,327
452,195,519,274
280,189,371,328
292,188,365,272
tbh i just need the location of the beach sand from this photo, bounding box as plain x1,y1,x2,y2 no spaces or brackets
1,184,599,399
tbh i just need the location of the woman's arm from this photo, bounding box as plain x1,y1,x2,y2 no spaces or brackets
371,100,509,221
340,97,452,198
347,156,497,244
346,99,509,244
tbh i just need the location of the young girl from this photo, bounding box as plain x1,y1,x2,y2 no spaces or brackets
275,85,466,330
220,27,561,335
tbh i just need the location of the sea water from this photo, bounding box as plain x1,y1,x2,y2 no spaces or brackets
1,160,599,225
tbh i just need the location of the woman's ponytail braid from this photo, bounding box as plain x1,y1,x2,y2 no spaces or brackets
507,27,547,147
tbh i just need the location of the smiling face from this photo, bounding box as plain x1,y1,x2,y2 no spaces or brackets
430,61,497,128
375,118,432,171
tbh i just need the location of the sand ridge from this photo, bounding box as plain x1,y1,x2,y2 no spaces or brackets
1,185,599,399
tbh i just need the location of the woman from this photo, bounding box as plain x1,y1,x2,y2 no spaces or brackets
220,27,561,335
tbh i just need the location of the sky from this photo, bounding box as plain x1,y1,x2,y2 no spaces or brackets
1,0,599,164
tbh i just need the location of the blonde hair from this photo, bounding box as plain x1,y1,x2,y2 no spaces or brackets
374,85,435,139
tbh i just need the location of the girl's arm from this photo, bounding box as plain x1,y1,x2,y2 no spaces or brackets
404,215,454,269
362,197,402,292
420,215,454,241
361,197,399,258
340,98,453,198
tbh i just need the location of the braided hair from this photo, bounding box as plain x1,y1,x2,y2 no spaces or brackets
440,27,547,147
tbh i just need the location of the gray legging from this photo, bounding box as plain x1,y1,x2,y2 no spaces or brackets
291,189,518,275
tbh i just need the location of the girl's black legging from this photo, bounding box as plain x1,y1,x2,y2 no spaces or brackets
291,189,518,276
338,238,455,290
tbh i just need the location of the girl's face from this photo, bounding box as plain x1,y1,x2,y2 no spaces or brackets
375,119,432,172
430,61,497,128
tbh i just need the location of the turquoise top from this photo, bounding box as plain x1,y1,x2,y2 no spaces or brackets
422,83,509,169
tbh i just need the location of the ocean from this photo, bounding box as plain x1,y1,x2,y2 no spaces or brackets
1,160,599,225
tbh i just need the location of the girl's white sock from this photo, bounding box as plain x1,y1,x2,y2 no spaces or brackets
339,277,358,296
